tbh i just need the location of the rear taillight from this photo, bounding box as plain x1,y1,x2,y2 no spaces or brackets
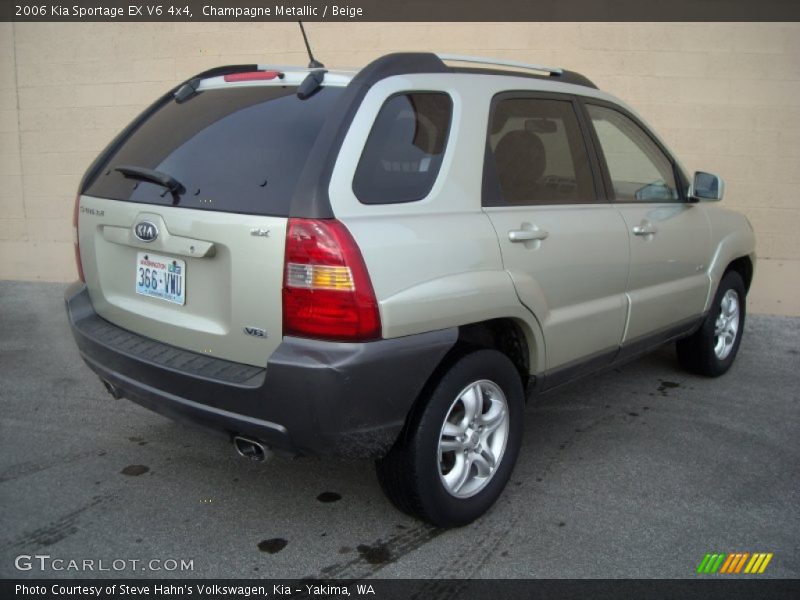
72,194,85,282
282,218,381,342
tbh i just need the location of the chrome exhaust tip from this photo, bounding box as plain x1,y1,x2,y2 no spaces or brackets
233,435,271,462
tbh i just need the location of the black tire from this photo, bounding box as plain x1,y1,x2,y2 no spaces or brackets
676,270,746,377
376,349,524,528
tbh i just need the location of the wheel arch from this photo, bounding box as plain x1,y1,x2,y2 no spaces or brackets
724,254,754,293
406,317,541,434
454,318,534,389
704,219,756,313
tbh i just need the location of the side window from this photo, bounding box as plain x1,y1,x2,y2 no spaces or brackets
353,92,452,204
485,97,596,206
587,104,679,202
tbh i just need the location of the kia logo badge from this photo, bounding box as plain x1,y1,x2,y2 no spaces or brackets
134,221,158,243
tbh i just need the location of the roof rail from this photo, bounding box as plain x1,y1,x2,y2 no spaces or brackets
436,53,563,76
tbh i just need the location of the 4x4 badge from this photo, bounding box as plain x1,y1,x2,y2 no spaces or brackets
134,221,158,243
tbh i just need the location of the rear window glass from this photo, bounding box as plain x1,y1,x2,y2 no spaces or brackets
85,86,343,216
353,92,453,204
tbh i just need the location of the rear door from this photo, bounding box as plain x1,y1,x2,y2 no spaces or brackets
481,93,630,375
583,102,711,343
78,82,344,367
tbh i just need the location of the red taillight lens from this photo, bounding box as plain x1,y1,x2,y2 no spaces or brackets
282,218,381,341
72,194,85,282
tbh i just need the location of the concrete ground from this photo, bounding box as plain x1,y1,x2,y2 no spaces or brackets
0,281,798,579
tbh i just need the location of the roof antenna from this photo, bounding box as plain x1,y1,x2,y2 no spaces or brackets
298,22,324,69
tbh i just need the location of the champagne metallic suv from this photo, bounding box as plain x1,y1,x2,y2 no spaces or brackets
66,53,756,527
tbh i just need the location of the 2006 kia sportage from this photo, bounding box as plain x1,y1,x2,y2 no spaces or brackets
66,53,755,527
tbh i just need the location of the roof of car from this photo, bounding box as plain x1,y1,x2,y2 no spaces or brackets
194,53,598,92
78,54,606,220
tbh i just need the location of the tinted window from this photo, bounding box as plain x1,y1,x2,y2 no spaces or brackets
587,104,678,202
353,93,452,204
85,86,343,216
485,97,595,206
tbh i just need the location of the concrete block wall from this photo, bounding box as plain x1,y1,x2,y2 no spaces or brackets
1,22,798,314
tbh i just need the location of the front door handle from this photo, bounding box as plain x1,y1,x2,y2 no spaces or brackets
632,222,657,236
509,228,549,243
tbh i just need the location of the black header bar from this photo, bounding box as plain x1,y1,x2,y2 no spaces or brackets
3,0,800,22
3,578,800,600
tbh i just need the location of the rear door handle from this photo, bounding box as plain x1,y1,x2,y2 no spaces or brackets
508,229,549,243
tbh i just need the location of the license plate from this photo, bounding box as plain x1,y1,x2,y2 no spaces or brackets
135,252,186,305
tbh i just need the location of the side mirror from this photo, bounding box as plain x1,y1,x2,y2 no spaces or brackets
690,171,724,202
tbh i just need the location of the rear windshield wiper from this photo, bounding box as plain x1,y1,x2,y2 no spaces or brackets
115,165,186,204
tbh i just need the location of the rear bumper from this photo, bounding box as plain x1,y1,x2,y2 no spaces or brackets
65,282,456,458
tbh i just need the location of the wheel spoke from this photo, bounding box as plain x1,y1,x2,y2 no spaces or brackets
473,448,496,477
479,402,506,435
460,383,481,424
444,453,472,493
442,421,465,438
439,438,463,453
726,296,738,317
454,458,473,493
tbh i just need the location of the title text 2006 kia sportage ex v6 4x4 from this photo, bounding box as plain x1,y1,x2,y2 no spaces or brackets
66,53,756,527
